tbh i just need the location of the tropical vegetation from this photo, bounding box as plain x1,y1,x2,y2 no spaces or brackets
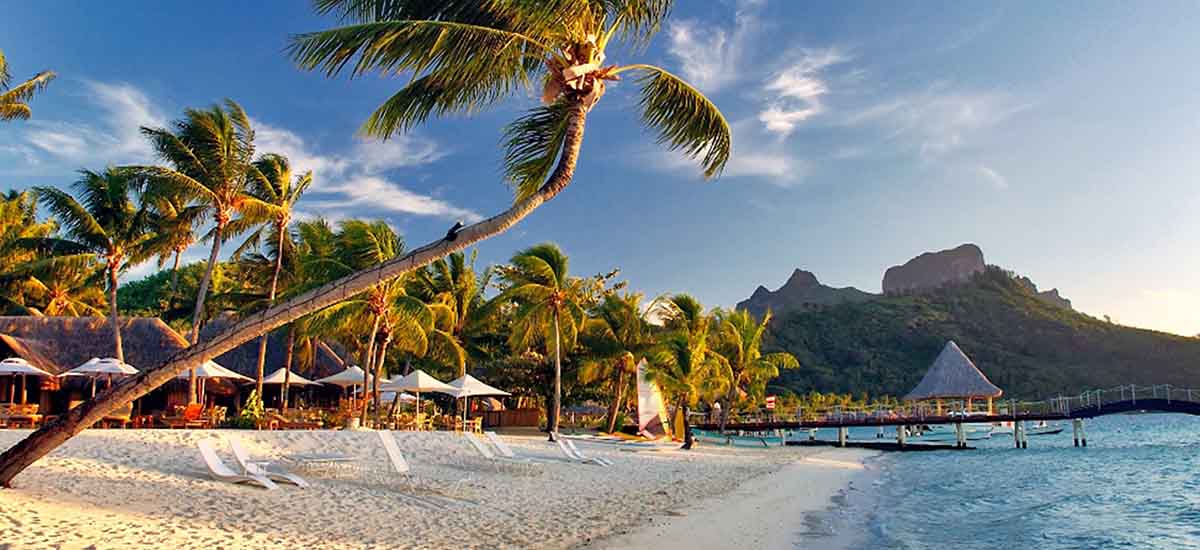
0,0,741,486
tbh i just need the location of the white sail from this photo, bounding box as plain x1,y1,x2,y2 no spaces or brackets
636,359,670,438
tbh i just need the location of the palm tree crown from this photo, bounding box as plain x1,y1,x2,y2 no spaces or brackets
32,169,156,360
0,50,55,121
290,0,730,202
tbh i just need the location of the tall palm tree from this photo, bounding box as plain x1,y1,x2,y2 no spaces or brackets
579,291,653,433
143,190,206,296
0,1,732,487
7,255,106,316
646,296,731,449
407,251,491,377
0,191,57,312
712,308,799,429
133,100,280,402
491,243,584,438
31,170,155,361
0,50,54,121
231,154,313,394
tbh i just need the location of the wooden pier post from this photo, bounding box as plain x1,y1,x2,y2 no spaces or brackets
837,426,847,447
1019,421,1028,449
953,422,964,448
808,428,817,441
1013,421,1021,448
1072,418,1081,447
897,425,907,449
876,426,884,439
1079,420,1087,447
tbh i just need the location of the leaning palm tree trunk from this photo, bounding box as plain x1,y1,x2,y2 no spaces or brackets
0,100,588,488
106,265,124,363
371,335,389,428
186,223,224,403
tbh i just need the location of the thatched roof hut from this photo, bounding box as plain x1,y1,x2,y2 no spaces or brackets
902,341,1002,401
0,316,188,374
199,313,348,380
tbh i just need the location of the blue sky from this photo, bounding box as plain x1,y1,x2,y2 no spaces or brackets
2,1,1198,336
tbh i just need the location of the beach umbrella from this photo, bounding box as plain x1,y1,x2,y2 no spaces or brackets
316,366,374,409
174,360,251,404
62,357,138,397
0,357,52,404
380,369,456,421
261,367,316,386
448,374,511,423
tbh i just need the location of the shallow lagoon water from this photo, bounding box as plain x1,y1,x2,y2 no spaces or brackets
838,414,1200,549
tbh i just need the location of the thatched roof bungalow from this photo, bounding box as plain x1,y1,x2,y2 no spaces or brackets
0,316,187,375
903,341,1002,412
0,316,189,412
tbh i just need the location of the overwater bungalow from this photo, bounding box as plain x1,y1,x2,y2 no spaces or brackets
903,340,1003,415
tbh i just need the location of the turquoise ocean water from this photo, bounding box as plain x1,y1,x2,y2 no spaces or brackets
818,414,1200,549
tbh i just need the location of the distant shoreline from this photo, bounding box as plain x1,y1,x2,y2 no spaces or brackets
587,448,879,550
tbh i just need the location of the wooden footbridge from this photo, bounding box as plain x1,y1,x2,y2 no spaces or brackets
693,384,1200,450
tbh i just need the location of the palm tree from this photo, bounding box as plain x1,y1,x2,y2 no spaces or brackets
646,296,731,449
32,169,155,361
143,191,206,297
231,154,313,394
491,243,584,439
8,255,106,316
0,1,732,486
407,251,490,378
580,292,653,433
712,309,799,429
0,50,54,121
0,191,57,312
133,100,280,402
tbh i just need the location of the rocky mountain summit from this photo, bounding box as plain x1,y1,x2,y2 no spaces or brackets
738,243,1074,319
735,268,874,319
882,243,986,295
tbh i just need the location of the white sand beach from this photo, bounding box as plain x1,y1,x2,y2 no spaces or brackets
0,430,873,549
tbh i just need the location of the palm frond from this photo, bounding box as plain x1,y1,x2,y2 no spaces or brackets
31,186,106,249
619,64,730,178
0,103,32,121
600,0,672,50
290,20,546,137
502,100,573,202
0,70,55,104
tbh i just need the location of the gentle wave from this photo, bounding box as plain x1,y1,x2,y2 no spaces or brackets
833,414,1200,549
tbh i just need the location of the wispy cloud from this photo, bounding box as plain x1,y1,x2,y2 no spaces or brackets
757,48,848,136
845,87,1031,158
253,121,477,222
665,1,762,93
976,165,1008,189
9,80,166,171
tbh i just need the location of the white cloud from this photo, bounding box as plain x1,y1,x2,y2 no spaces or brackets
757,48,848,137
20,80,165,167
845,88,1030,158
977,165,1009,189
665,2,761,93
307,176,482,223
253,120,475,222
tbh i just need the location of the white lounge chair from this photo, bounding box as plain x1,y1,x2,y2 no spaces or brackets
565,438,614,466
377,431,461,509
484,431,540,461
197,440,278,490
464,432,540,466
555,437,608,466
226,437,309,488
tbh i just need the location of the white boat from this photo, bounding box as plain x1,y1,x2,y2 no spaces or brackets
913,423,993,441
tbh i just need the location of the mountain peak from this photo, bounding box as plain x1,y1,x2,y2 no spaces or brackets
784,269,820,288
736,268,873,319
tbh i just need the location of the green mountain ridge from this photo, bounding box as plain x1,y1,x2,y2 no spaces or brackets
766,266,1200,399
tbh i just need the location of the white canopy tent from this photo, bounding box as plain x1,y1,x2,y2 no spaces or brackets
380,369,457,419
316,366,373,409
262,367,316,386
448,374,511,423
0,357,53,404
62,357,138,397
174,360,251,404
